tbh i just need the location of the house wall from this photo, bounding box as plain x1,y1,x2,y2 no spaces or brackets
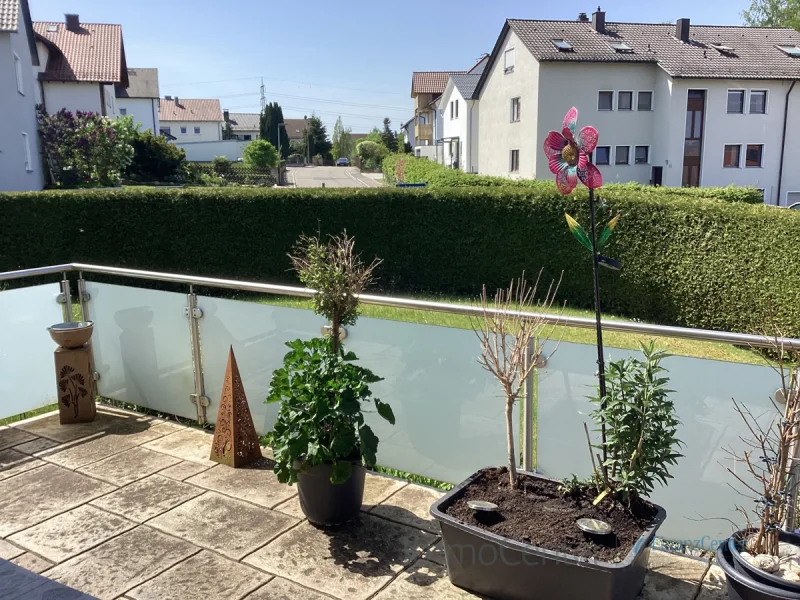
161,120,222,142
176,139,249,162
477,29,539,178
42,81,103,114
118,97,159,132
0,29,43,190
441,85,467,169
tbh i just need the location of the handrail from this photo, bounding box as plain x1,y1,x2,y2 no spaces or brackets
2,262,799,350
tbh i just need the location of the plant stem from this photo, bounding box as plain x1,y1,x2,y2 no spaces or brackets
588,188,608,464
506,398,518,487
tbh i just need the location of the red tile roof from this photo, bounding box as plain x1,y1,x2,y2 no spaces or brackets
33,21,125,83
411,71,465,96
159,98,224,122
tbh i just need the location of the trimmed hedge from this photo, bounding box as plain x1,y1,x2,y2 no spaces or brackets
1,187,798,337
382,154,766,203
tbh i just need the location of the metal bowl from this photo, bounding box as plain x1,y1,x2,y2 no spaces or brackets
47,321,94,349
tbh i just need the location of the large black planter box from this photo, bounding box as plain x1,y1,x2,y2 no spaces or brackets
430,470,666,600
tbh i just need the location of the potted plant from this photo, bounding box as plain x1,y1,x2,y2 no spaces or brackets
265,232,395,526
714,335,800,599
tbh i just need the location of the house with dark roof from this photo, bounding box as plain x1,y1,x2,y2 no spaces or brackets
474,8,800,205
223,111,260,141
158,97,224,143
0,0,42,190
116,68,160,133
439,72,482,172
33,14,128,118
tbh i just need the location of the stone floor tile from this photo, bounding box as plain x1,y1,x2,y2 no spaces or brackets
0,464,114,537
158,460,211,481
244,513,437,600
0,537,25,560
372,559,482,599
149,491,298,560
640,550,710,600
0,557,97,599
0,447,46,481
244,577,332,600
43,427,166,470
128,550,271,600
45,526,199,600
422,539,445,566
363,473,407,510
142,428,217,466
0,426,37,450
78,446,181,486
696,563,728,600
185,460,296,509
91,474,203,523
8,504,135,563
16,409,155,443
369,484,443,534
272,496,305,520
11,552,55,574
13,436,60,455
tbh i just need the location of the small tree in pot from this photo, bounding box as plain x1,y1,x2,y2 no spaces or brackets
265,232,394,526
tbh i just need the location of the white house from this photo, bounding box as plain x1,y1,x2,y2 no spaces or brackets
33,15,127,118
439,73,481,172
159,97,223,142
116,68,160,132
475,10,800,205
224,111,259,141
0,0,43,191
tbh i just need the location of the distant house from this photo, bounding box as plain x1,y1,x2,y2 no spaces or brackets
284,118,309,144
224,111,259,141
116,68,160,132
159,97,223,142
0,0,43,191
33,14,128,117
439,72,481,172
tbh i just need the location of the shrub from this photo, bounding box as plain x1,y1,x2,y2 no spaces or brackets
211,156,233,177
126,130,186,182
356,140,389,170
0,187,798,338
242,140,279,169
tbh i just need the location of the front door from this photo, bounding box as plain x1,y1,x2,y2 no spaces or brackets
682,90,706,187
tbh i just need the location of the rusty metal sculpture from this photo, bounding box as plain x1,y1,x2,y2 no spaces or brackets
209,347,262,467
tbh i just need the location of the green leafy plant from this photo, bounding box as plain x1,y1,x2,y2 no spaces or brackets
558,474,593,499
265,232,392,484
242,139,279,169
211,155,233,177
126,129,186,182
588,341,683,504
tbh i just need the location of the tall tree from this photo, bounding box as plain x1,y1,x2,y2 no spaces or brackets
381,118,398,153
305,115,332,159
743,0,800,28
332,116,355,159
259,102,290,158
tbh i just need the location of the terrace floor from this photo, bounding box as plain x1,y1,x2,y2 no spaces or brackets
0,406,728,600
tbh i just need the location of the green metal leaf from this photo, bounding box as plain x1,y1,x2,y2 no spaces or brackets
565,213,594,252
597,214,620,249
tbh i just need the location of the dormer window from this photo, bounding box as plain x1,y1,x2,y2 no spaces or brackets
46,24,58,32
609,42,633,53
777,45,800,57
552,39,573,52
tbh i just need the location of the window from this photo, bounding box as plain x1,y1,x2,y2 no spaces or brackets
450,101,454,119
511,97,521,122
510,149,520,172
615,146,630,165
180,127,187,134
778,45,800,56
637,91,653,111
746,144,763,167
634,145,649,164
594,146,611,165
22,132,32,172
243,134,252,141
609,41,633,53
727,90,745,114
710,43,735,53
419,114,427,125
598,91,613,110
161,127,171,136
723,144,741,168
618,91,633,111
14,52,23,95
119,108,127,116
552,39,573,51
415,148,421,157
455,99,459,118
750,90,767,114
504,48,515,73
194,127,201,134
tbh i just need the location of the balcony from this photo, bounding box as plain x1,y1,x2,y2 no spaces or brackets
414,123,433,142
0,262,792,599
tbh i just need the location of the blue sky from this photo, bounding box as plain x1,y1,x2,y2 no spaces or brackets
30,0,750,133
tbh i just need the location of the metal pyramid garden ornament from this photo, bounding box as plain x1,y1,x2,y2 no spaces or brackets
209,347,262,467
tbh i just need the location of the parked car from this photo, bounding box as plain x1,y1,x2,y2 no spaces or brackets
336,158,350,167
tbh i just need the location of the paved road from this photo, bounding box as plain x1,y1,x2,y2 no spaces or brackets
287,166,383,188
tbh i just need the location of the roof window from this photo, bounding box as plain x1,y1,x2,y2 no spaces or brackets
778,45,800,56
46,24,58,32
609,42,633,53
710,43,735,53
552,39,574,52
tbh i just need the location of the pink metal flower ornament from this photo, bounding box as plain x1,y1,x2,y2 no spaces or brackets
543,107,603,194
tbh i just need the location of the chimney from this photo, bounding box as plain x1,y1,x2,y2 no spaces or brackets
65,14,80,31
675,18,690,43
223,110,230,123
592,6,605,33
578,12,589,22
165,95,172,101
174,96,180,106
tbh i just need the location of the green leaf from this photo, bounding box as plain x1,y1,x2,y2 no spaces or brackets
332,427,356,457
330,460,353,484
359,424,379,466
375,400,396,425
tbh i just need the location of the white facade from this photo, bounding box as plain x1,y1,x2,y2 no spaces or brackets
161,120,222,143
440,80,479,173
176,139,249,162
0,21,43,190
40,81,120,117
118,97,159,132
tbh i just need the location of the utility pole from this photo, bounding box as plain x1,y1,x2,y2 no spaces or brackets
260,77,265,113
277,123,285,160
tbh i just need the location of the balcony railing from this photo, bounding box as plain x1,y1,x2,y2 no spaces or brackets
414,123,433,141
2,262,798,548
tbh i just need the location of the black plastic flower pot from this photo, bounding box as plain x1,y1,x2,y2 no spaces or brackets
296,462,366,527
728,530,800,594
717,543,800,600
429,470,666,600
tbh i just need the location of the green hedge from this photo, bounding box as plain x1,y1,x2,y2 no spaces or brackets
1,187,798,337
382,154,766,203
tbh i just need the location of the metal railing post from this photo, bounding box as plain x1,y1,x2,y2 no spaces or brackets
77,272,91,322
186,286,210,423
60,272,72,322
522,338,535,472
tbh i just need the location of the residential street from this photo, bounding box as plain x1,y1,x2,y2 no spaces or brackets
287,166,383,188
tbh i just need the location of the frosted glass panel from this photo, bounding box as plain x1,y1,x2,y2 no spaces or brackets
537,340,778,545
86,283,195,420
196,297,322,435
0,284,63,419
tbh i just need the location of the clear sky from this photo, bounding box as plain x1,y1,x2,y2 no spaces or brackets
30,0,751,133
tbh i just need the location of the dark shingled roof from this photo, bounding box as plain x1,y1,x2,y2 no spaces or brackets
506,19,800,79
226,112,260,131
450,73,481,100
116,68,159,98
